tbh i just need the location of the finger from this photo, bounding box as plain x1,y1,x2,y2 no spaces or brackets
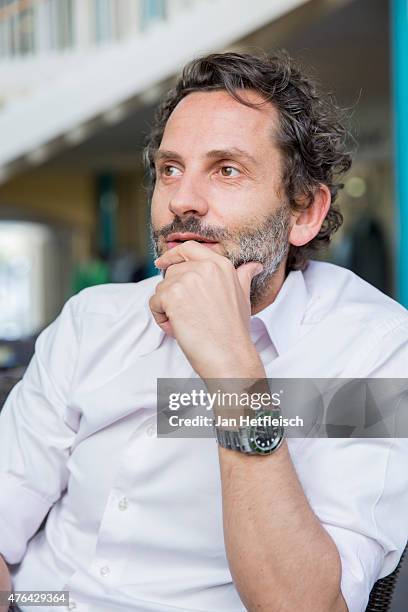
161,260,202,281
155,240,226,270
236,262,263,298
149,293,175,337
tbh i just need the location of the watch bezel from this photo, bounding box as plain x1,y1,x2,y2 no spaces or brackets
214,409,285,455
246,409,285,455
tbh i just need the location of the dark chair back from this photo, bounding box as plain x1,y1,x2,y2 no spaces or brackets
366,543,407,611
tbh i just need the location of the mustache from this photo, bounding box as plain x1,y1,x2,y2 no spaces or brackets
152,216,229,242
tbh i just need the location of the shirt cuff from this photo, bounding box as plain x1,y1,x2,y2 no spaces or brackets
323,523,384,612
0,473,51,564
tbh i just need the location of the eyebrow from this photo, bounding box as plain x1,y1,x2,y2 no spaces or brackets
154,147,257,166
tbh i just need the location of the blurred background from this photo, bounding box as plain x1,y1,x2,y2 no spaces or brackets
0,0,406,357
0,0,407,606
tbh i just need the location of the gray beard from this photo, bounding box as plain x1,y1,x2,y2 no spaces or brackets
150,204,291,308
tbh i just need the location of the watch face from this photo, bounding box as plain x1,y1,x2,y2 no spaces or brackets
248,411,284,455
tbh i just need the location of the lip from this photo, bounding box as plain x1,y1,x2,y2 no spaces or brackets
165,233,219,250
165,232,218,244
166,241,219,250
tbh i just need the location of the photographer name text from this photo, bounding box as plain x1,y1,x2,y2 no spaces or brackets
168,415,304,427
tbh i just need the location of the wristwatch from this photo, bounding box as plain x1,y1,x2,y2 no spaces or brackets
213,409,285,455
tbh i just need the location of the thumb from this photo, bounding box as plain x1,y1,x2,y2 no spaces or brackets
236,261,264,297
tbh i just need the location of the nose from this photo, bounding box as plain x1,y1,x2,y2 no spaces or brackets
169,174,209,218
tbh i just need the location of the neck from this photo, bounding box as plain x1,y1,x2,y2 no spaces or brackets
250,261,288,315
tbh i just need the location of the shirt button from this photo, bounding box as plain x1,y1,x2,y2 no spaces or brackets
146,424,156,437
118,496,129,511
100,565,110,577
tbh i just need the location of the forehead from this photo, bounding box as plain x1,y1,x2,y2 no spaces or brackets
160,89,280,153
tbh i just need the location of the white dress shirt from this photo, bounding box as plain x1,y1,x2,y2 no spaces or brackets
0,261,407,612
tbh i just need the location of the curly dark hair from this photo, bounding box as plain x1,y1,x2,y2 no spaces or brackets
144,51,352,272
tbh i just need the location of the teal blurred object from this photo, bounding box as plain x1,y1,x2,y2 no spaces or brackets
97,173,118,259
145,257,161,279
72,258,110,294
392,0,408,307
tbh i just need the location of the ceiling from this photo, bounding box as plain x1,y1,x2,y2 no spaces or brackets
41,0,390,173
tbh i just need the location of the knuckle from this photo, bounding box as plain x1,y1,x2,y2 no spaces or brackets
153,280,165,296
164,265,177,279
167,281,184,299
202,260,217,275
184,269,200,283
149,291,161,310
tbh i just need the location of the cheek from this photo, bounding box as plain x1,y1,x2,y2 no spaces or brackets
213,192,270,230
206,186,247,221
150,187,169,228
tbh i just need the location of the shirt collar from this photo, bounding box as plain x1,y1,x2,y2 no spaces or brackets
252,269,309,356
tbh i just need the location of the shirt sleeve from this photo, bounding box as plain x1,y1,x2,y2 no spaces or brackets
322,524,384,612
0,295,81,564
291,320,408,612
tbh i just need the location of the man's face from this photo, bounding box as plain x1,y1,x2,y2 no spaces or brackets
150,89,292,306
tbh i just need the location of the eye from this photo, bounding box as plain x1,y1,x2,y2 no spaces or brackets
220,166,240,178
161,165,182,177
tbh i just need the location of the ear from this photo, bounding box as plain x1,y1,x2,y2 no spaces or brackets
289,184,332,247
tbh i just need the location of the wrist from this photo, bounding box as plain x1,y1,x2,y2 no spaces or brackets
199,344,264,380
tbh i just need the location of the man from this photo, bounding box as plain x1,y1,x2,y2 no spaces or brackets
0,52,407,612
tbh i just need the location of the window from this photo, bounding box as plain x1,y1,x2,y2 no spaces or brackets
0,221,51,339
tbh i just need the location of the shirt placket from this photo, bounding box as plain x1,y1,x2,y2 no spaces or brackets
61,415,156,610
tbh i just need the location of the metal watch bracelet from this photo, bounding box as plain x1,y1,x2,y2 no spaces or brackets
213,423,252,453
212,410,285,455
